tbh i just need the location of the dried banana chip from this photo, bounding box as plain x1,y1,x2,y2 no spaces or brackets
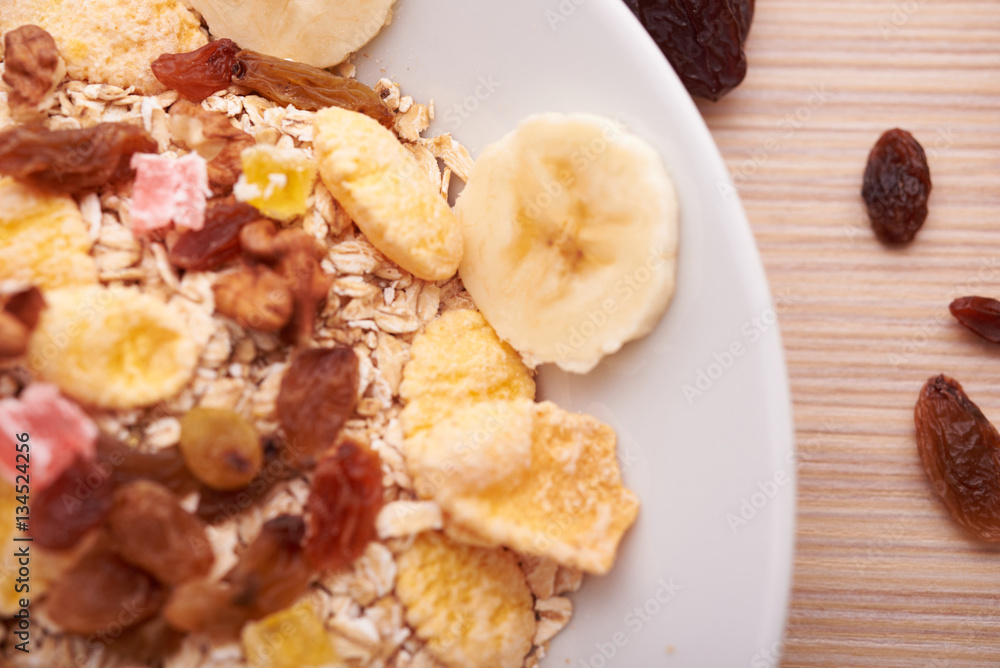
396,531,534,668
405,398,639,575
27,285,203,408
0,177,96,290
400,309,534,438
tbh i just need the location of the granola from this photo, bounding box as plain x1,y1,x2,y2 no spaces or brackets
0,13,639,668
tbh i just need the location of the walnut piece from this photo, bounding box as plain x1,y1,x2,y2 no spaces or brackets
2,25,66,121
213,265,294,332
169,100,255,196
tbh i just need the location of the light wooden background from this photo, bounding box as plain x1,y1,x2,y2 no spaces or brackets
696,1,1000,666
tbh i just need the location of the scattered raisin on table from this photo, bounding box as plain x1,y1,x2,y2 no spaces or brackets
862,128,931,245
949,296,1000,344
277,347,360,467
0,122,157,195
151,38,241,102
625,0,752,101
915,374,1000,541
305,439,383,571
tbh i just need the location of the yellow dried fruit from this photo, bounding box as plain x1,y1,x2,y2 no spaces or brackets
400,309,534,438
313,106,463,281
0,0,207,94
0,177,96,290
241,599,343,668
405,399,639,575
396,532,534,668
27,286,203,408
235,145,318,222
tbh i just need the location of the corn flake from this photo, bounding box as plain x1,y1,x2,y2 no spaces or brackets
395,531,534,668
405,398,639,575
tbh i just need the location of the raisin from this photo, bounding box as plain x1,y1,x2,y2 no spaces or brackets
949,296,1000,344
915,374,1000,541
151,39,241,102
196,438,296,523
277,347,359,467
31,457,114,549
627,0,751,101
164,514,311,638
107,480,215,584
305,439,383,571
168,197,262,271
862,128,932,245
179,407,264,491
97,433,197,496
0,122,157,195
233,50,394,128
45,544,163,635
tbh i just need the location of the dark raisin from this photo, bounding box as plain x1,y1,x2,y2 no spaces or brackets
31,457,114,549
151,39,241,101
915,374,1000,541
168,197,262,271
45,544,163,635
277,347,359,467
626,0,751,101
862,128,932,244
305,440,383,571
0,123,157,195
97,433,197,496
949,296,1000,344
106,480,215,584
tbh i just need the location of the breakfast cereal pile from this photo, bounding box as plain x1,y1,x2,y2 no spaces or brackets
0,4,646,666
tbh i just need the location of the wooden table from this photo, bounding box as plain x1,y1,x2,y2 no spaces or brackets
696,2,1000,665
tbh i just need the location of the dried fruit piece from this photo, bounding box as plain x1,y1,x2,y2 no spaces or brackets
151,38,242,101
2,25,66,121
0,123,157,195
0,285,45,361
949,296,1000,343
277,347,359,467
107,480,214,584
915,375,1000,541
31,457,114,549
165,515,311,637
97,434,196,496
45,545,163,635
235,145,318,222
168,197,262,271
400,310,535,438
396,532,535,668
0,383,97,492
214,264,295,332
179,407,263,491
169,100,256,195
862,128,932,244
304,440,383,571
405,399,639,574
314,106,463,280
0,177,97,290
233,49,393,128
241,599,342,668
130,152,210,234
27,286,203,409
628,0,751,101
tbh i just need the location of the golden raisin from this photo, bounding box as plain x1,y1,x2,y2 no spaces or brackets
179,407,263,490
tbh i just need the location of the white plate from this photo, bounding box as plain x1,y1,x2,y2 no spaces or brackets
356,2,796,666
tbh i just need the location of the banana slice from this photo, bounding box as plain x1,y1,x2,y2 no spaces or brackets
455,113,679,374
188,0,395,68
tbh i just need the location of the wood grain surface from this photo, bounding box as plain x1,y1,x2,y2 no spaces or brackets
695,1,1000,666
